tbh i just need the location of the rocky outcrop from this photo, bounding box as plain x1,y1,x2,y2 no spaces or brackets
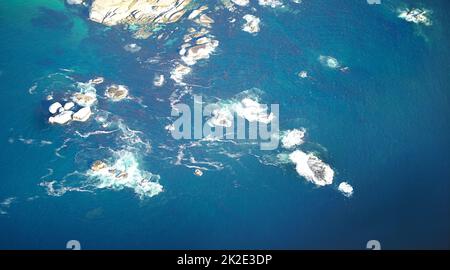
194,169,203,176
72,107,92,122
49,102,63,114
167,4,218,84
48,78,101,125
87,151,163,199
187,5,208,20
72,92,97,107
88,77,105,85
179,7,218,67
63,102,75,111
89,0,192,27
48,103,93,125
49,111,74,125
242,14,260,34
170,64,191,84
398,8,432,26
105,84,129,101
298,70,308,78
289,150,334,186
180,37,219,66
91,160,108,171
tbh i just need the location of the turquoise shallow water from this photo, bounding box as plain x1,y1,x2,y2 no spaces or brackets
0,0,449,249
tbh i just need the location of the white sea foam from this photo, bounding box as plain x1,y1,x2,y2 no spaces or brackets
66,0,83,5
123,43,142,53
153,74,165,87
49,110,73,125
232,0,250,6
105,84,129,102
72,81,98,107
207,107,234,128
180,38,219,66
14,136,53,146
86,150,163,199
169,86,193,111
242,14,261,34
398,8,432,26
258,0,284,8
281,129,305,149
40,168,54,179
170,64,192,84
319,55,340,69
28,84,38,94
26,196,40,201
117,121,152,153
233,98,274,124
338,182,354,197
18,137,34,145
40,181,69,197
75,129,118,138
172,143,225,171
54,138,71,158
40,180,91,197
289,150,334,186
0,197,16,215
205,90,275,129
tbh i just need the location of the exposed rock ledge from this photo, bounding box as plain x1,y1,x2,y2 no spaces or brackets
89,0,192,27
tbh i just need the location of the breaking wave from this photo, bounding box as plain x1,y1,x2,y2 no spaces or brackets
289,150,334,186
281,128,305,149
86,150,163,199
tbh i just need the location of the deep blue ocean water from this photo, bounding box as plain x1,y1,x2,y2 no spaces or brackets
0,0,449,249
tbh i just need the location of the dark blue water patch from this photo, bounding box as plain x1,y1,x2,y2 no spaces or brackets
30,7,74,31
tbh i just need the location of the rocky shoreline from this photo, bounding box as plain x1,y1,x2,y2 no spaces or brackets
89,0,191,27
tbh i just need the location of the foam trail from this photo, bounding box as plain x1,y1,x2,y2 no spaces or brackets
55,138,72,158
75,129,118,138
40,181,92,197
0,197,17,215
40,168,54,179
